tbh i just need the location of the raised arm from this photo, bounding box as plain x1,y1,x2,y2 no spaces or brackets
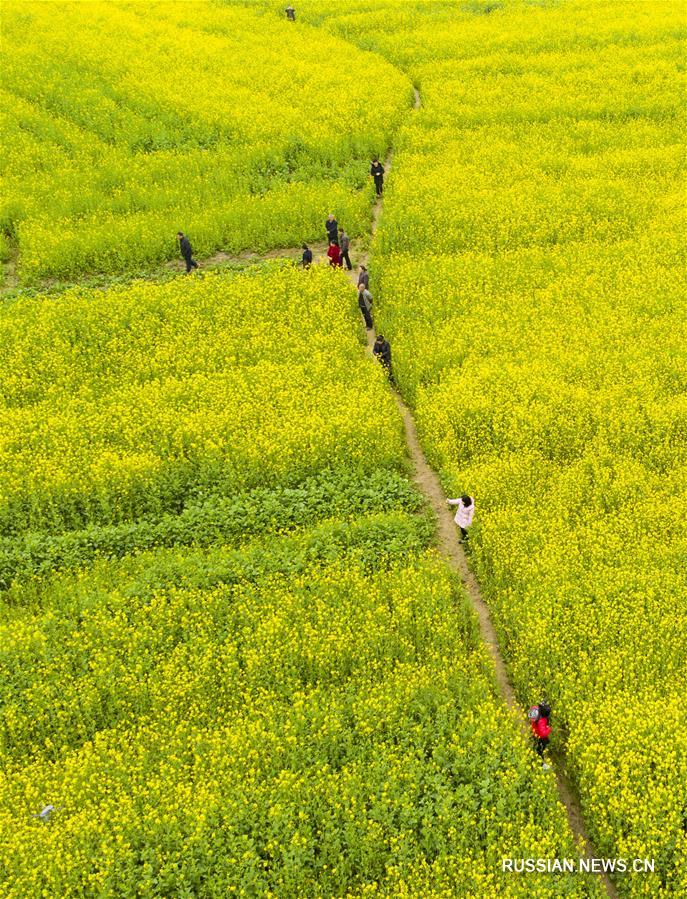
446,498,460,505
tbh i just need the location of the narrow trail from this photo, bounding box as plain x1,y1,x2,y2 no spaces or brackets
351,85,617,899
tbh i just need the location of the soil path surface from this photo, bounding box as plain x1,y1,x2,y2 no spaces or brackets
351,84,617,899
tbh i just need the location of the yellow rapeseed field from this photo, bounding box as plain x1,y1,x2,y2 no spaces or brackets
1,540,596,897
0,265,403,534
306,1,686,894
1,0,684,895
0,253,591,894
1,1,412,283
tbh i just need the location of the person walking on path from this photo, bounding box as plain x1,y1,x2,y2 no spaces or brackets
325,214,339,245
285,5,295,21
357,264,369,290
373,334,393,381
447,495,474,543
327,240,342,268
339,227,352,270
177,231,199,273
370,157,385,197
528,700,552,770
301,244,313,268
358,286,373,330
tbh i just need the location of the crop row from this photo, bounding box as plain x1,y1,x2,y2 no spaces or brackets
0,468,423,593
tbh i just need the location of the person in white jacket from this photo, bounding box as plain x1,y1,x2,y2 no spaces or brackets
447,495,474,543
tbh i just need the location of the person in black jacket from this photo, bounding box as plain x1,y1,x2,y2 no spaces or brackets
177,231,198,273
373,334,393,381
301,244,313,268
339,227,352,270
370,158,385,196
325,214,338,245
285,5,295,20
357,265,369,290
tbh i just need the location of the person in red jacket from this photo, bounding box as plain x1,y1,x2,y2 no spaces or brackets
528,700,552,768
327,241,342,268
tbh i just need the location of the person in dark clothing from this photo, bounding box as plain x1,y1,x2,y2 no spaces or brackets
358,287,373,330
373,334,393,381
357,265,369,290
301,244,313,268
285,5,295,21
177,231,198,273
339,227,352,270
325,214,338,245
370,157,385,196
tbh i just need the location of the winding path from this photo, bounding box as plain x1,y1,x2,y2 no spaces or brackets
352,85,617,899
